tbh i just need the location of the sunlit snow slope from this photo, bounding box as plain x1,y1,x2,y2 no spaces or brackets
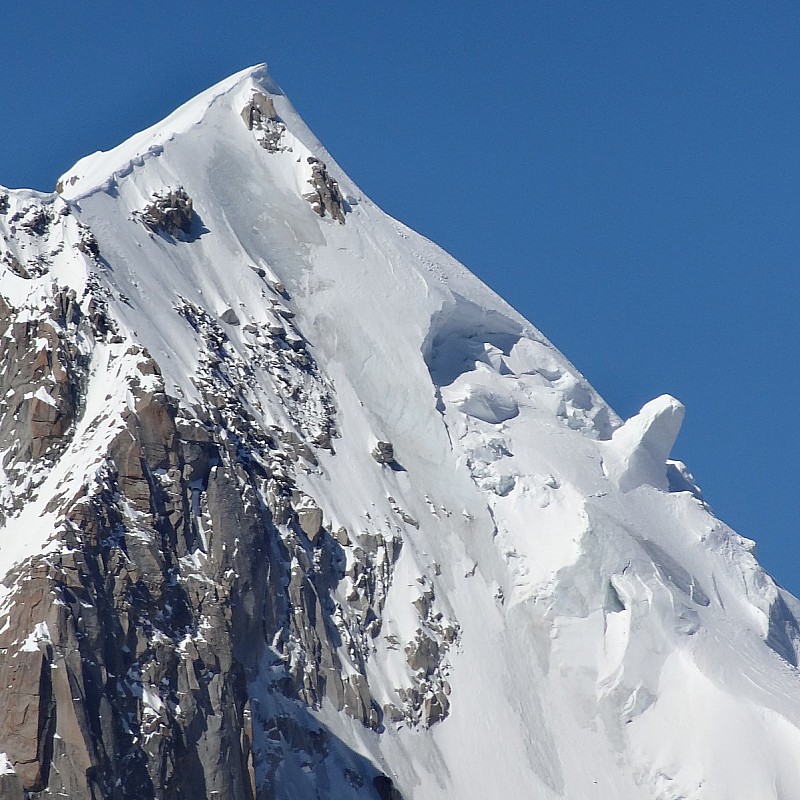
2,64,800,800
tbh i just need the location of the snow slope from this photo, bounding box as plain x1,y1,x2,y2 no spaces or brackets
3,64,800,799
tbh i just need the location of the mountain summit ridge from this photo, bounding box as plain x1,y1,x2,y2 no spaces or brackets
57,64,276,202
0,66,799,800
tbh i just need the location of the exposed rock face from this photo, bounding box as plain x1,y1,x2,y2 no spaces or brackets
241,92,288,153
0,340,330,797
0,288,89,499
304,157,347,223
371,441,395,464
241,91,278,129
0,198,68,279
0,267,427,798
0,771,25,800
142,187,195,237
0,312,76,461
221,307,241,325
75,222,100,258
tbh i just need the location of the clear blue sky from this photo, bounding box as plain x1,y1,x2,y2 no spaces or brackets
3,3,799,593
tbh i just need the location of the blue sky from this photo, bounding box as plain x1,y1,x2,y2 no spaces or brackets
2,3,799,593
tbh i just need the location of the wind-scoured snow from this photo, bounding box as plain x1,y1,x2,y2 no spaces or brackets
2,63,800,799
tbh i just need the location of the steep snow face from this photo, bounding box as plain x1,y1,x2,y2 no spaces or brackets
2,64,800,800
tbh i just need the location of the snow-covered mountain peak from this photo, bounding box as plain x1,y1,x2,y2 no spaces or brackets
56,63,282,202
1,66,800,800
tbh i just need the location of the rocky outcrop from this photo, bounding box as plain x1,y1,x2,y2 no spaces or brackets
241,92,278,129
0,457,259,799
304,157,347,223
0,268,418,797
371,440,395,464
0,571,58,792
395,579,457,727
75,222,100,258
220,307,241,325
20,206,52,237
142,187,195,237
241,92,288,153
0,197,68,279
0,290,85,476
0,367,265,798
